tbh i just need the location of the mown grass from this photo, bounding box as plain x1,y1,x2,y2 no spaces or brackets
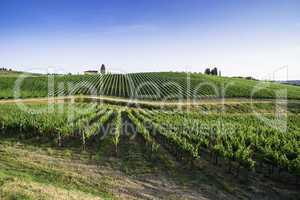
0,139,116,200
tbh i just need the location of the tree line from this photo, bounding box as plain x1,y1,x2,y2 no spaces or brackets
204,67,221,76
0,67,12,71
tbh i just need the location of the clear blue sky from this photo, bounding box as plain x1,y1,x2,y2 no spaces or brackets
0,0,299,80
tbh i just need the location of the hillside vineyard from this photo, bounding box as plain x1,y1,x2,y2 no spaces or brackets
1,72,300,99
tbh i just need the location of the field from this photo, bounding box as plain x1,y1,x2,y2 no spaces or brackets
1,72,300,99
0,72,300,199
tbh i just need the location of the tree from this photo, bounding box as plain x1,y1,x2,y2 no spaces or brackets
211,67,218,75
100,64,106,74
204,68,211,75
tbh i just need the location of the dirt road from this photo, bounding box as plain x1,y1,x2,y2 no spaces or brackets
0,95,288,106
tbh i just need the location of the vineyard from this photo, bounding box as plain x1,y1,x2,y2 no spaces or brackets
0,102,299,183
1,72,300,100
1,72,300,199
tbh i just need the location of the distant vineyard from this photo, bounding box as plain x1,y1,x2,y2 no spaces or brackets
1,72,300,100
0,103,299,179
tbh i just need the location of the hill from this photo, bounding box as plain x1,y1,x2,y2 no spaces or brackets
0,70,41,77
280,80,300,86
0,72,300,100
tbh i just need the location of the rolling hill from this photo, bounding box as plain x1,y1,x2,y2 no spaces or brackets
0,72,300,100
280,80,300,86
0,70,41,77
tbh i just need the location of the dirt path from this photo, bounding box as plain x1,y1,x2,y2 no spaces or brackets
0,95,294,106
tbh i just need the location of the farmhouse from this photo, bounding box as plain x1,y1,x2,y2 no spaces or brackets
84,70,98,75
84,64,106,75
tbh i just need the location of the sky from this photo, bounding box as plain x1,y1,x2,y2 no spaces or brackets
0,0,299,80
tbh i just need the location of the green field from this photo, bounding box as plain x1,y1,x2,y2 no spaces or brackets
1,72,300,99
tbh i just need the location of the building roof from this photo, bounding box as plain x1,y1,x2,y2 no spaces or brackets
84,70,98,73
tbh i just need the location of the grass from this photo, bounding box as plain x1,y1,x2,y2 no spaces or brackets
0,139,115,200
0,178,103,200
